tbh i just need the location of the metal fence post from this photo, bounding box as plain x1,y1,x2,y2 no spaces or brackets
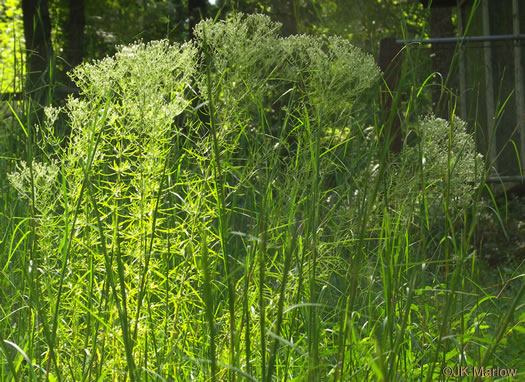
513,0,525,172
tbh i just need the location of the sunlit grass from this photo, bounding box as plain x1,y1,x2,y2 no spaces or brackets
1,13,524,382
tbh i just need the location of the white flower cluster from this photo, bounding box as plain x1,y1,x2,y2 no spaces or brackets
9,40,198,269
65,39,197,207
193,13,380,136
8,160,60,216
401,115,484,212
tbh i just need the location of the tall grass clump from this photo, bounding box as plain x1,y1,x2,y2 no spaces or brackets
3,12,524,382
193,13,383,380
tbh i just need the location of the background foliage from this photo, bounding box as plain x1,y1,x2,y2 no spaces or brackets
1,0,432,92
0,0,24,92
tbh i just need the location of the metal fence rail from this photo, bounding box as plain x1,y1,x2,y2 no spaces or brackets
393,0,525,178
396,33,525,45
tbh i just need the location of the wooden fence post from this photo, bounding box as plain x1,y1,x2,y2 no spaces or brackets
378,37,403,154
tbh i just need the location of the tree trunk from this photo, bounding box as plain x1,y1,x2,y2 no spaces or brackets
22,0,53,96
65,0,85,69
188,0,207,39
271,0,297,36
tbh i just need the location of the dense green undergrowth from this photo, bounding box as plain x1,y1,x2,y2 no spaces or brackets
1,13,524,381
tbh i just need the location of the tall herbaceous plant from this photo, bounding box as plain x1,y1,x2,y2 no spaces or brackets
6,13,486,381
9,40,196,375
192,13,385,380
